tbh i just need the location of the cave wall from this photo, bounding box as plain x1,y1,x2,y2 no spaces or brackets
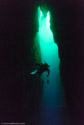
46,0,84,125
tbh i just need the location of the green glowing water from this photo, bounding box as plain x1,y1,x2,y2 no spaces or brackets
37,6,65,104
34,6,67,125
38,7,57,61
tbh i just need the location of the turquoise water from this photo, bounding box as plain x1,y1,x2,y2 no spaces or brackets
34,7,68,125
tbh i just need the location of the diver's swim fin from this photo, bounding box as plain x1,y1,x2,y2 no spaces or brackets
30,70,38,75
47,79,49,84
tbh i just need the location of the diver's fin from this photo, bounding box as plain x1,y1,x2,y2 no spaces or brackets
30,70,37,75
47,79,49,84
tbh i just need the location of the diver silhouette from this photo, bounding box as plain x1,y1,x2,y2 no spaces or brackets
30,63,50,77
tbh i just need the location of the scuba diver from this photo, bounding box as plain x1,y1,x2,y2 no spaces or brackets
30,63,50,84
30,63,50,77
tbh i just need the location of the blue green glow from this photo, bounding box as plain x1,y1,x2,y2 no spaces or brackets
35,6,67,125
37,7,58,63
37,6,64,103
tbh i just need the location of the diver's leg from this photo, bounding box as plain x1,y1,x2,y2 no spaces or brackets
47,68,50,77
